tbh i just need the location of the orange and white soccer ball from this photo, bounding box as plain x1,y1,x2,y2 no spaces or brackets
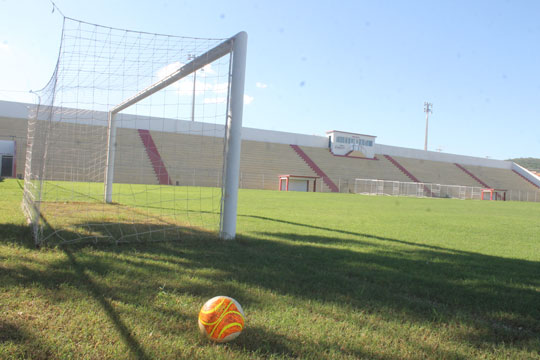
198,296,245,342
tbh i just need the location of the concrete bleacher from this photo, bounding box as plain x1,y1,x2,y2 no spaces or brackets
461,165,539,192
240,140,319,190
115,128,159,185
3,119,158,185
31,121,108,183
149,130,224,188
150,131,321,190
2,108,537,199
30,122,155,185
3,117,321,190
298,146,412,192
391,156,483,187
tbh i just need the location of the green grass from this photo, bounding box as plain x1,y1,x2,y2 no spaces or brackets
29,180,224,243
1,178,539,359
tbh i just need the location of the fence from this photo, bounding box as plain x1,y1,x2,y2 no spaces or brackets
505,189,540,202
238,174,540,202
352,178,540,202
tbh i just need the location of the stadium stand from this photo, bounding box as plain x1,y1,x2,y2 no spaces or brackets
512,170,540,189
34,121,107,183
382,155,421,182
241,141,319,190
389,156,485,187
454,163,490,188
297,146,412,192
290,145,338,192
148,130,224,188
115,128,161,185
346,150,367,158
1,101,539,200
462,165,540,192
137,129,172,185
147,130,319,190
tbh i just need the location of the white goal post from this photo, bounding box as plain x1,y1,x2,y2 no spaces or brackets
23,16,248,246
104,32,247,240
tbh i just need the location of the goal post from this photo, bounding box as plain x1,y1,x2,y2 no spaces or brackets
220,31,248,240
103,32,247,240
23,16,248,246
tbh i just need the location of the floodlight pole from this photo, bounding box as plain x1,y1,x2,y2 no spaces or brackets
424,102,432,151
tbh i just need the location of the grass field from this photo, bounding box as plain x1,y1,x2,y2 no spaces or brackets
1,178,539,359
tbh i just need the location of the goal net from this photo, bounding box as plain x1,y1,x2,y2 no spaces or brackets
22,17,247,246
353,178,483,199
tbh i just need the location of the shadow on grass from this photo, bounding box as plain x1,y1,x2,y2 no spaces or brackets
0,222,152,359
232,324,408,360
241,214,491,255
1,217,539,358
0,320,55,359
62,247,151,360
0,223,34,248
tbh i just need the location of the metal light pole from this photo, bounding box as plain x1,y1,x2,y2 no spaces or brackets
424,102,432,151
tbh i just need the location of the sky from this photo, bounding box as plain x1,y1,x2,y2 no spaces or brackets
1,0,539,160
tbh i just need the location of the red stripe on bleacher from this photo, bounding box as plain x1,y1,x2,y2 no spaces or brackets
137,129,172,185
383,155,433,196
290,145,339,192
454,163,489,188
512,169,540,189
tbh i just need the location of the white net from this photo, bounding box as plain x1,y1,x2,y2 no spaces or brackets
23,17,245,246
353,178,485,200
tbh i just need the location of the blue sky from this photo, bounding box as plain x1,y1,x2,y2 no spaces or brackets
1,0,539,160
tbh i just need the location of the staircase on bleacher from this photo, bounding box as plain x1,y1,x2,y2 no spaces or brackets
454,163,489,188
290,145,339,192
383,155,433,197
137,129,172,185
512,170,540,189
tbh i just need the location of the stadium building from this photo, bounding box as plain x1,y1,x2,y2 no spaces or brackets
1,100,539,201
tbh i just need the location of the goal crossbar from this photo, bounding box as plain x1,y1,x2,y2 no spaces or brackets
110,34,241,115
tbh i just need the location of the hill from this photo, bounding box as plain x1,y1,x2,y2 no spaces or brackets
508,157,540,171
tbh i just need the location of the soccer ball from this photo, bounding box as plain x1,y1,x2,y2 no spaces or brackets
198,296,245,342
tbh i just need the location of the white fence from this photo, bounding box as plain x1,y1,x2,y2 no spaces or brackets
353,178,540,202
506,189,540,202
238,174,540,202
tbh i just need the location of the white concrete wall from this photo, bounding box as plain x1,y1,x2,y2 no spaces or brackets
0,100,526,171
6,101,328,147
511,163,540,187
0,140,15,155
0,100,30,119
242,126,328,148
